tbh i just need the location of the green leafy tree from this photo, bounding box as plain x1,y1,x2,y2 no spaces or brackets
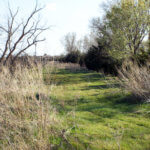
91,0,149,59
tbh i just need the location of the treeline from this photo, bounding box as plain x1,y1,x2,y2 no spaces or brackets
56,0,150,75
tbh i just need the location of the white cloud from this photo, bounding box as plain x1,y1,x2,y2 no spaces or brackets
46,2,57,11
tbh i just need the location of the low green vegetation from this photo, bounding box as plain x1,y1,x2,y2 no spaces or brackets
49,68,150,150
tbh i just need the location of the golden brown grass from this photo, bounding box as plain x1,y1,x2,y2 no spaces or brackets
49,61,85,71
0,64,63,150
118,60,150,102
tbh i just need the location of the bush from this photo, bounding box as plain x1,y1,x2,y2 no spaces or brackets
118,60,150,102
79,54,85,67
84,43,120,75
64,50,81,63
55,55,66,62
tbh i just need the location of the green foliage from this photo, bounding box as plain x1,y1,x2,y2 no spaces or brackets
91,1,149,60
84,42,120,75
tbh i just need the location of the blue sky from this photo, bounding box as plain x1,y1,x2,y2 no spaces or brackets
0,0,104,55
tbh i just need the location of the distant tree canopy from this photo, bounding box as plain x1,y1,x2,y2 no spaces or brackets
62,33,78,53
61,33,81,63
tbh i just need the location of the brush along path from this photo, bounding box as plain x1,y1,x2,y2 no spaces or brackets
49,68,150,150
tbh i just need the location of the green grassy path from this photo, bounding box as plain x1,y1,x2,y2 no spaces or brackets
50,69,150,150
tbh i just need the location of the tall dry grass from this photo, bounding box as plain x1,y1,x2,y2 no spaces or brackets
118,60,150,102
0,64,63,149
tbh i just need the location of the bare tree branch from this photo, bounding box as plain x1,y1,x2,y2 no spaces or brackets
0,3,48,65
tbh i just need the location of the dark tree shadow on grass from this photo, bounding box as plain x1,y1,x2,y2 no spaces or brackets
51,93,141,123
81,83,120,91
51,69,104,85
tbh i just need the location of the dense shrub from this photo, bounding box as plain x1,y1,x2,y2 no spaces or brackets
64,50,81,63
55,55,66,62
84,43,120,75
79,54,85,67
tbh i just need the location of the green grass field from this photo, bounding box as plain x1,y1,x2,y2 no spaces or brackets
49,68,150,150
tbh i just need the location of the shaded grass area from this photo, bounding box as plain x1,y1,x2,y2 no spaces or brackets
49,68,150,150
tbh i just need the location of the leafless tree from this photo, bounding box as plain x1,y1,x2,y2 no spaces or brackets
0,4,48,65
62,32,78,53
82,33,98,52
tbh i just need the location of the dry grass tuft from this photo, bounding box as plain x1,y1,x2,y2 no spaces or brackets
118,60,150,102
0,64,63,150
49,61,85,71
